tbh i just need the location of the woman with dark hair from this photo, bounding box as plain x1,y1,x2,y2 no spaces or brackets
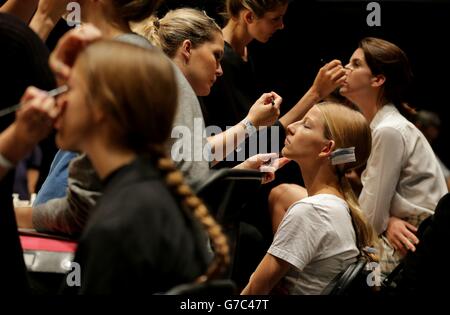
339,37,447,275
201,0,289,131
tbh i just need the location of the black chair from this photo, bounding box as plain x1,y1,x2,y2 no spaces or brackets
164,279,237,295
322,257,369,295
195,168,264,278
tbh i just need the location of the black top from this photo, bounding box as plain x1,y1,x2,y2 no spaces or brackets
69,157,209,294
200,42,286,168
201,42,259,130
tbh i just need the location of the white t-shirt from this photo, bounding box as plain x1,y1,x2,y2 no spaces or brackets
268,194,359,295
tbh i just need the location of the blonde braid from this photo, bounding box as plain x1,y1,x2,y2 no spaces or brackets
157,156,230,282
338,170,380,263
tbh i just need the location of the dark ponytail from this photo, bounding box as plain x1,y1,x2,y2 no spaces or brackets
359,37,415,119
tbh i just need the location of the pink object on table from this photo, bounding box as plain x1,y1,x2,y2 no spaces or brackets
20,235,77,253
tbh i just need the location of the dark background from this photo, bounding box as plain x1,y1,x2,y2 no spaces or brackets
162,0,450,167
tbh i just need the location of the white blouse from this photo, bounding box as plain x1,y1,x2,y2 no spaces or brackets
359,104,448,235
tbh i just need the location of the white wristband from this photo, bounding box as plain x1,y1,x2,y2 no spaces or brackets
0,153,15,170
241,118,257,137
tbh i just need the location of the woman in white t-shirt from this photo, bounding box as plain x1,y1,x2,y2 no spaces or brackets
242,103,378,295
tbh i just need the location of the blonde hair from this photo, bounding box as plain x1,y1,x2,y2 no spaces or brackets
76,40,229,281
132,8,222,58
317,102,379,262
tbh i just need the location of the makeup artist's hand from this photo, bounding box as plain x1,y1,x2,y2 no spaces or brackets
310,60,347,100
15,86,60,145
246,92,281,127
0,86,60,171
235,153,291,184
386,216,419,256
50,24,102,84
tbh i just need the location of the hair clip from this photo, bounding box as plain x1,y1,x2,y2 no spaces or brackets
330,147,356,165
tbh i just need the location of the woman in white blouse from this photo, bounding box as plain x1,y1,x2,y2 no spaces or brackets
339,37,447,275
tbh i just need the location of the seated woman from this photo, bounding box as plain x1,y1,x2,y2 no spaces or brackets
241,103,378,295
341,38,447,275
25,40,229,293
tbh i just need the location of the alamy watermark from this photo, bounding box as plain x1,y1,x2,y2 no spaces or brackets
171,120,281,162
66,2,81,27
366,262,382,287
367,2,381,27
62,260,81,287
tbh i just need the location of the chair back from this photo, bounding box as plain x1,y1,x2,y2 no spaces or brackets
322,257,368,295
196,168,263,277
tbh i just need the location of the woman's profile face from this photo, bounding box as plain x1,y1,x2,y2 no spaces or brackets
185,31,224,96
282,106,329,163
54,65,96,152
248,4,288,43
339,48,374,99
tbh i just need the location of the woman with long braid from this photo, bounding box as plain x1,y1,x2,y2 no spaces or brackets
24,40,228,293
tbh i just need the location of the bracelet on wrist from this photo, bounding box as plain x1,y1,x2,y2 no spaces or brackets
241,118,257,137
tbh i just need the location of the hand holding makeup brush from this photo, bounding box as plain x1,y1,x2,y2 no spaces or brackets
0,86,61,176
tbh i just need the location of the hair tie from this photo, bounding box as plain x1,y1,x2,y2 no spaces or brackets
330,147,356,166
362,246,377,254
